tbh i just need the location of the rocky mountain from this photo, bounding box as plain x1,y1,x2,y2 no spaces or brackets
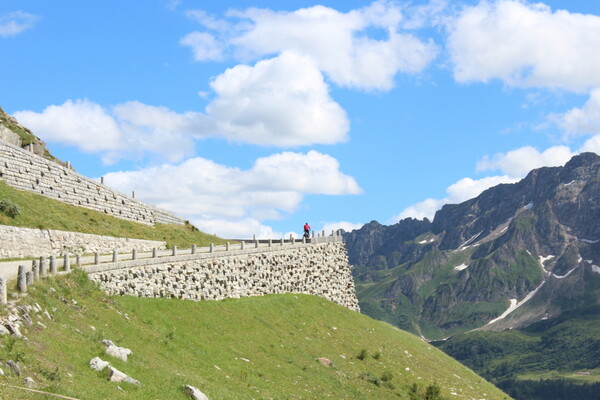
345,153,600,340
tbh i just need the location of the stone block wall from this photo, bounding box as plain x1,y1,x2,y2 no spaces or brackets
0,139,185,226
88,242,360,311
0,225,166,259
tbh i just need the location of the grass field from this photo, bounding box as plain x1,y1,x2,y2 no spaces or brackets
0,180,227,251
0,270,512,400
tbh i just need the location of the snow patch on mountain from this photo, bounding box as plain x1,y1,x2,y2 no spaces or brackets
552,266,578,279
454,264,469,272
487,281,546,325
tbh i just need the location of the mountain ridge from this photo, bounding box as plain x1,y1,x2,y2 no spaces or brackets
345,152,600,337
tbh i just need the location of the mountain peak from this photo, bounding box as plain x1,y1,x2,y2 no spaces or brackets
564,151,600,170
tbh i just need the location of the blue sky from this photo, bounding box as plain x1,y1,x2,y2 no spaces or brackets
2,0,600,238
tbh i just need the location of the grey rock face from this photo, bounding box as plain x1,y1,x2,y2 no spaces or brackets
345,153,600,336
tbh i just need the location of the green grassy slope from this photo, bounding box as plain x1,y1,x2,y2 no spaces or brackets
0,180,226,250
0,270,511,400
438,307,600,399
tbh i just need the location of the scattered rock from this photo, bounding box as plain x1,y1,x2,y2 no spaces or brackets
43,310,53,320
4,322,22,338
102,339,133,362
7,360,21,376
23,376,35,387
108,366,141,386
316,357,334,367
0,368,4,375
90,357,110,372
184,385,210,400
0,324,10,336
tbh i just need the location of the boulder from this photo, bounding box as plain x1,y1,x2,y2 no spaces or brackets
89,357,110,372
184,385,210,400
108,367,141,386
316,357,334,367
23,376,35,388
102,339,133,362
7,360,21,376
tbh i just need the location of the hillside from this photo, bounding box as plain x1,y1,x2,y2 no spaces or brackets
0,270,510,399
344,153,600,399
0,179,225,250
0,106,65,166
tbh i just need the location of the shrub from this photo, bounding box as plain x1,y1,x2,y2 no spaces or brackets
381,371,393,382
0,198,20,218
356,349,368,360
358,372,380,386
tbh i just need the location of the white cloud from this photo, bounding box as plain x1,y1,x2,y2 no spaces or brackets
394,198,447,221
553,88,600,137
14,100,123,152
476,145,574,177
101,151,361,238
193,218,280,239
448,0,600,92
185,1,438,90
0,11,39,37
180,32,224,61
446,175,518,201
394,175,518,222
207,52,349,146
321,221,364,234
13,58,348,161
581,135,600,155
14,99,200,164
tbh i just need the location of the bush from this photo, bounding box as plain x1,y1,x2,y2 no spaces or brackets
356,349,368,360
381,371,393,382
0,198,20,218
358,372,380,386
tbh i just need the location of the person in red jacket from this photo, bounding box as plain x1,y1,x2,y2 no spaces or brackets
303,222,311,238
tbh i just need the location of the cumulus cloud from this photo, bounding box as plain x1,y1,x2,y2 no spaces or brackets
183,1,438,90
101,151,361,238
14,99,202,164
448,0,600,92
321,221,365,234
552,88,600,137
193,218,281,239
476,145,574,177
13,56,349,160
394,174,518,222
207,52,349,146
0,11,39,37
180,32,224,61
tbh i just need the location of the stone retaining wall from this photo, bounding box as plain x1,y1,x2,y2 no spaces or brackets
88,241,360,311
0,225,166,259
0,139,185,226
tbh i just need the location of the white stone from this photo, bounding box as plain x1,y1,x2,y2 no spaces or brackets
90,357,110,372
108,367,141,386
184,385,210,400
102,339,133,362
